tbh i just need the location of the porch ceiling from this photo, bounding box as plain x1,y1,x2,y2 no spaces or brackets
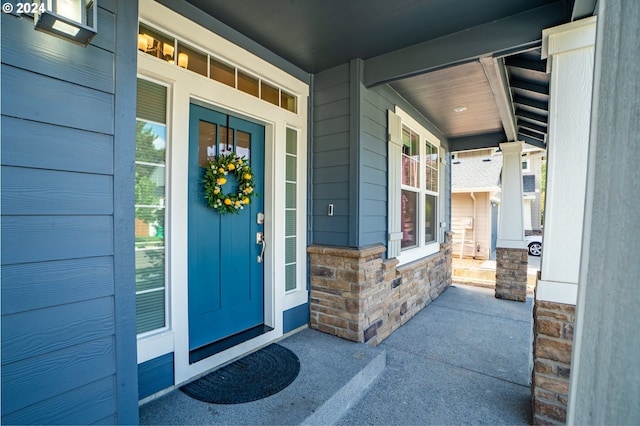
183,0,597,151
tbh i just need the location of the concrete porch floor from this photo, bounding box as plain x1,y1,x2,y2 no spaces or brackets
139,284,533,425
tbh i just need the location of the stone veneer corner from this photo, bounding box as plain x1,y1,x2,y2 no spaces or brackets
531,295,575,425
308,233,452,346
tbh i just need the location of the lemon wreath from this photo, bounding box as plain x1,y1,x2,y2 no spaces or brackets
203,151,257,214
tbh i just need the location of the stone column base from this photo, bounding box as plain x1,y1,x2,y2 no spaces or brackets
495,247,528,302
532,298,575,425
308,233,452,346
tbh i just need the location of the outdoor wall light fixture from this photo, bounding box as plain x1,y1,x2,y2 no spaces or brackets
35,0,98,46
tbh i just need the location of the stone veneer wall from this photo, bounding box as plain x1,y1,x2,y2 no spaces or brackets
308,233,452,346
495,247,528,302
531,299,575,425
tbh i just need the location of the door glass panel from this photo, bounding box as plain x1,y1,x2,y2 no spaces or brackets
236,129,251,159
198,121,217,167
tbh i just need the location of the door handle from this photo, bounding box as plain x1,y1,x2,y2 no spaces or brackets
256,232,266,263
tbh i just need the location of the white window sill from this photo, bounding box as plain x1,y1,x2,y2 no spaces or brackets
397,241,440,266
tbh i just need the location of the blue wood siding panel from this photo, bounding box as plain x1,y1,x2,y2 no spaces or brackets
2,167,113,215
312,63,351,246
2,116,114,174
357,82,450,248
283,303,310,333
2,298,115,365
1,376,116,426
2,337,116,415
1,64,114,135
2,257,114,315
138,353,175,400
310,61,450,250
2,216,113,264
1,1,139,424
2,12,114,93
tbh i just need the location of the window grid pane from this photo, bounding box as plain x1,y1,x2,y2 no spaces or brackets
139,23,297,113
210,57,235,87
285,128,298,292
402,126,420,188
136,79,167,336
238,71,260,97
401,189,418,249
425,194,437,244
425,142,438,193
177,42,208,77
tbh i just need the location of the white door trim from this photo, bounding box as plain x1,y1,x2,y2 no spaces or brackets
138,0,308,386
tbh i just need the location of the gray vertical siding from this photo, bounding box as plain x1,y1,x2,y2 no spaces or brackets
310,61,450,250
1,0,139,424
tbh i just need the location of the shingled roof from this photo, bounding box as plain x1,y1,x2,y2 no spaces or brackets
452,155,503,191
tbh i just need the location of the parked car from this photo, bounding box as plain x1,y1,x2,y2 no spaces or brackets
525,235,543,256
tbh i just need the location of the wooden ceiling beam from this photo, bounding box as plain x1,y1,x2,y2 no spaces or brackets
480,57,518,142
518,120,547,135
505,57,547,73
362,1,566,87
516,108,548,124
513,95,549,112
510,79,549,96
449,131,506,152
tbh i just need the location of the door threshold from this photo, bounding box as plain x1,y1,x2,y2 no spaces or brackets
189,324,274,364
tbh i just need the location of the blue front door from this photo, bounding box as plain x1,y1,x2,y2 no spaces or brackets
188,103,265,352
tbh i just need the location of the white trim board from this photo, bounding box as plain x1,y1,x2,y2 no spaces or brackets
536,280,578,305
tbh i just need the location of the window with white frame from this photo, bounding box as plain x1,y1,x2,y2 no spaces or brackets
388,108,441,263
135,77,169,335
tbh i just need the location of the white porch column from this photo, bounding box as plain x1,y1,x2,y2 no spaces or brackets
536,17,596,305
495,141,527,302
497,141,525,248
531,17,597,425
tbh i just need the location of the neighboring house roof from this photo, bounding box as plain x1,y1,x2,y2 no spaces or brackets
452,155,503,192
523,174,536,193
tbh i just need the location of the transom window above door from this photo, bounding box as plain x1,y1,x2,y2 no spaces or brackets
138,22,298,114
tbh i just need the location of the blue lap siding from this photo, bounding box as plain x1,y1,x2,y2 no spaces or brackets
311,60,450,250
1,0,139,424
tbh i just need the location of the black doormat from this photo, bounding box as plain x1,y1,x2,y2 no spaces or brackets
180,343,300,404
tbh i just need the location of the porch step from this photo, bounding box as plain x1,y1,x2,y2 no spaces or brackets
301,345,386,425
139,327,386,425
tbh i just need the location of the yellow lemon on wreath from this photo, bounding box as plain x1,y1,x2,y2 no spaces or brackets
242,197,250,204
224,198,232,205
213,188,220,194
243,173,252,180
217,177,227,185
228,163,236,170
218,167,225,173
